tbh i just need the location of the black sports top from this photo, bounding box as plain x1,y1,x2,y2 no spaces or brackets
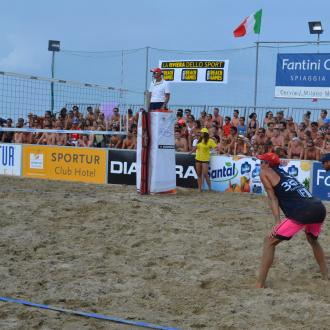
272,167,326,224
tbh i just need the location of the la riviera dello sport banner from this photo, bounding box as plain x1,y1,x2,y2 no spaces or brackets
275,53,330,99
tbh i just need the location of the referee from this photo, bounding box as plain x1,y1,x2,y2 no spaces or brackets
148,68,170,110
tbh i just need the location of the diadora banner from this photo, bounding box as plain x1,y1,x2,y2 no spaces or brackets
159,60,229,83
22,145,107,184
208,156,312,194
311,162,330,201
108,149,197,188
275,53,330,99
0,144,22,176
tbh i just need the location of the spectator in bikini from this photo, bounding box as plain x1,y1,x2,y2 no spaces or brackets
287,136,304,159
231,109,240,127
213,107,223,127
175,130,188,152
247,112,259,138
86,106,95,123
286,116,298,135
237,116,247,137
217,135,230,155
266,121,275,140
310,122,319,140
122,131,136,149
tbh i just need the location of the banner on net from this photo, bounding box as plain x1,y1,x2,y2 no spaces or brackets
275,53,330,99
159,60,229,83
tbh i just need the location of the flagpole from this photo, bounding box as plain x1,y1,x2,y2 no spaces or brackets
253,41,260,109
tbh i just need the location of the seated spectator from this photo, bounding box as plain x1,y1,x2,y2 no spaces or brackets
310,122,319,140
1,118,14,143
314,130,325,150
13,118,26,144
318,109,330,128
108,124,122,148
69,117,81,146
86,106,95,123
237,116,247,136
304,139,318,160
234,135,249,155
286,116,298,135
266,121,275,139
78,134,91,148
252,128,269,156
122,131,136,149
278,121,290,146
124,109,135,131
108,107,121,130
263,111,274,127
227,126,238,154
36,120,55,145
270,126,285,156
297,122,307,141
175,130,188,152
231,109,240,127
287,136,304,159
223,116,232,137
274,110,285,124
247,112,259,138
54,121,67,146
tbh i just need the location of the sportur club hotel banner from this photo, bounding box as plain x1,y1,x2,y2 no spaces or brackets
159,60,229,83
275,53,330,99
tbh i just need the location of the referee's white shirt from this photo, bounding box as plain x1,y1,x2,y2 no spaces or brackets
149,79,170,102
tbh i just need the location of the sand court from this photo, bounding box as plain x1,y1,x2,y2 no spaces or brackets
0,176,329,330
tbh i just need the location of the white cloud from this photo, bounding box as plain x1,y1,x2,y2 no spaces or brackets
0,34,49,75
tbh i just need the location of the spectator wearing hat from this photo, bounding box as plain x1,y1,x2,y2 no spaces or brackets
192,127,217,192
320,153,330,171
148,68,170,110
255,152,327,288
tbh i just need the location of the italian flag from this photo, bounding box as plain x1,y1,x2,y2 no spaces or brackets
233,9,262,38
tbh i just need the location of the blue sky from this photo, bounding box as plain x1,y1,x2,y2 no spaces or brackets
1,0,330,107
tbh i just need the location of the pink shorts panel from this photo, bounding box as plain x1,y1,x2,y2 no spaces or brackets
273,218,323,240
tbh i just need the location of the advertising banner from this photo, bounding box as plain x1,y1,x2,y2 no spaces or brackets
159,60,229,83
208,156,312,194
22,145,107,184
275,53,330,99
0,144,22,176
108,149,197,188
311,162,330,201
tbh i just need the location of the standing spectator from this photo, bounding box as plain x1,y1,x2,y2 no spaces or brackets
303,111,312,128
278,121,290,146
198,110,208,127
192,127,217,192
213,107,223,127
318,109,330,128
223,116,232,137
231,109,240,127
176,109,185,126
148,68,170,110
183,109,192,122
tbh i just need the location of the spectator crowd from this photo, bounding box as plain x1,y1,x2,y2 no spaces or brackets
0,105,329,160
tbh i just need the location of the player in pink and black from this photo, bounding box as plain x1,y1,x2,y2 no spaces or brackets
255,152,327,288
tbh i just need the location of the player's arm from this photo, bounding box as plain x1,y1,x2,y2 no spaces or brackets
260,172,281,224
